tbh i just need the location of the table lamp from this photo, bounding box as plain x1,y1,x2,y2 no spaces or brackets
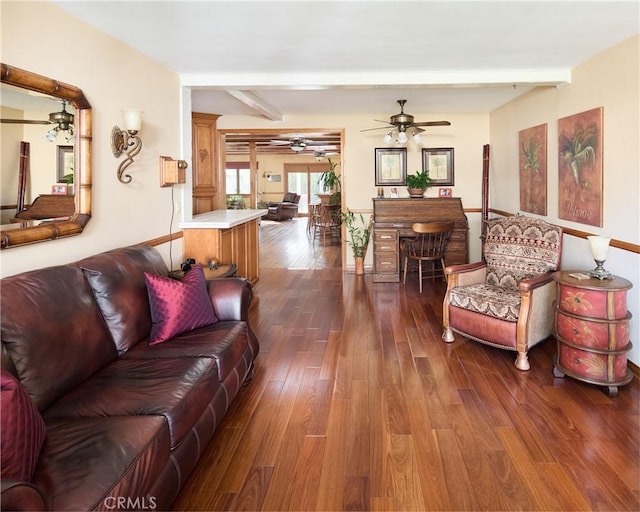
587,235,613,280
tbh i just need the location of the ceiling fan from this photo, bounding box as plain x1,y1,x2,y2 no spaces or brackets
362,99,450,143
269,135,330,153
1,100,75,142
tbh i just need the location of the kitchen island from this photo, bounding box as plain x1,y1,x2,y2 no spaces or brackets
180,209,267,284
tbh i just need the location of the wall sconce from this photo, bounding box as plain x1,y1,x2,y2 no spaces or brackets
111,109,143,184
587,235,614,280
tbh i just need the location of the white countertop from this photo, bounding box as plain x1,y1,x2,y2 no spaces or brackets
180,209,268,229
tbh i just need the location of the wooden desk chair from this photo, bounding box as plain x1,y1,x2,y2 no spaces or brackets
401,222,453,293
311,203,341,244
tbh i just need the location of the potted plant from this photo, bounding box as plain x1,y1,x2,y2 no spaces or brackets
341,209,371,275
318,158,341,204
406,169,432,197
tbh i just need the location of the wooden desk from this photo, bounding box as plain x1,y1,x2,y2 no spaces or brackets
372,198,468,283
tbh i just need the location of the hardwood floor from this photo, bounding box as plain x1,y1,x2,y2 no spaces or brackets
173,218,639,511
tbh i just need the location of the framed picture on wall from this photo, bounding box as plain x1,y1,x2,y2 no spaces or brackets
519,123,547,215
557,107,603,227
375,147,407,186
422,147,454,186
57,145,74,182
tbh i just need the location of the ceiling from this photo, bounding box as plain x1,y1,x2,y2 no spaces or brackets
52,1,639,155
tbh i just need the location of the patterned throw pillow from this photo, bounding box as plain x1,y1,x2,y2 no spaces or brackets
0,369,47,482
144,265,218,345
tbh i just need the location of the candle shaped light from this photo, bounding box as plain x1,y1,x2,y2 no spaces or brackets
587,235,613,279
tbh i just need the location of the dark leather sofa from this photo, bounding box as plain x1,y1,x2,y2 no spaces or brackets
0,245,259,511
264,192,300,221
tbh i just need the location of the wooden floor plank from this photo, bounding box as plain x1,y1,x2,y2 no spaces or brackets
173,217,640,512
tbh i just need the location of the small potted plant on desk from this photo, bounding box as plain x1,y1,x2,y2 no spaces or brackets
318,158,341,204
342,209,371,275
406,169,432,198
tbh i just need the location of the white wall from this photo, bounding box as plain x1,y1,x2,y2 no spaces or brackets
490,35,640,365
0,1,184,277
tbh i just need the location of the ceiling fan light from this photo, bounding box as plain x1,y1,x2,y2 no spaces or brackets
412,131,422,143
291,143,305,152
397,131,408,144
383,132,393,144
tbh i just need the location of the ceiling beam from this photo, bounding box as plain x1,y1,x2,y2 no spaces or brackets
225,90,283,121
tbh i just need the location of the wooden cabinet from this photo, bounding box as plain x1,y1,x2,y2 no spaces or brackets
552,271,633,396
191,112,220,215
181,212,263,285
372,198,468,283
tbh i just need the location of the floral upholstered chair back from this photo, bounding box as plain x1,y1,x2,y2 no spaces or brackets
483,216,563,290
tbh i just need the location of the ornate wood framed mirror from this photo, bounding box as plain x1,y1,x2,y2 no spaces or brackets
0,63,91,249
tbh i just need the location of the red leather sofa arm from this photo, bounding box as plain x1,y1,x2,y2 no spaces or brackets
1,480,47,511
207,277,253,322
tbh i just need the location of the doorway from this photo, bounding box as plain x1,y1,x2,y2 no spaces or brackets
284,162,327,215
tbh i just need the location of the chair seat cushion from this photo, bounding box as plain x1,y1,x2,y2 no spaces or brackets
449,284,521,322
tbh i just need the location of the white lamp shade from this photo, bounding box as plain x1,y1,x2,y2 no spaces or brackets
122,109,143,132
412,132,422,143
587,235,610,261
397,131,408,143
383,133,393,144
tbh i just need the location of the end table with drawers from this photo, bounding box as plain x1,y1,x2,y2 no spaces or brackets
552,270,633,396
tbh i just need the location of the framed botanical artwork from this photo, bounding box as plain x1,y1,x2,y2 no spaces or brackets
558,107,603,227
519,123,547,215
375,147,407,186
57,145,74,182
422,147,454,185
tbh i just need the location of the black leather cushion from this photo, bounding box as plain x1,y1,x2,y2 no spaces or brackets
43,357,219,449
33,416,169,511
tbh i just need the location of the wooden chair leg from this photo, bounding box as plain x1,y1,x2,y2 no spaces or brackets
403,257,409,285
418,261,423,293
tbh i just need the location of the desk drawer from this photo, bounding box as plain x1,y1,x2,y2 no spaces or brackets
375,252,398,273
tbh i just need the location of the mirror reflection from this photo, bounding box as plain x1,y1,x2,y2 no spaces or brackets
1,83,76,224
0,63,92,249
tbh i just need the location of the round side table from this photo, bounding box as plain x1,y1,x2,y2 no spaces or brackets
552,270,633,396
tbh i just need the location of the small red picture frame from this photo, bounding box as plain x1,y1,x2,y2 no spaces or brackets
51,184,68,195
438,187,452,197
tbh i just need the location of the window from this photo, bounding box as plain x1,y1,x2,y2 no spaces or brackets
225,162,251,195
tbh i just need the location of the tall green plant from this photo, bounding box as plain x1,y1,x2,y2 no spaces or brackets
318,158,341,193
341,209,370,258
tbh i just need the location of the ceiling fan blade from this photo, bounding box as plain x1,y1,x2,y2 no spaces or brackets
1,119,51,125
268,140,292,145
360,125,394,132
412,121,451,127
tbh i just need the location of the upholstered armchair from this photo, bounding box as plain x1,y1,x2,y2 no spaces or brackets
442,216,563,370
265,192,300,221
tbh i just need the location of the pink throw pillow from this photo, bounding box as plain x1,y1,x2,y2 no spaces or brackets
145,265,218,345
0,369,47,481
